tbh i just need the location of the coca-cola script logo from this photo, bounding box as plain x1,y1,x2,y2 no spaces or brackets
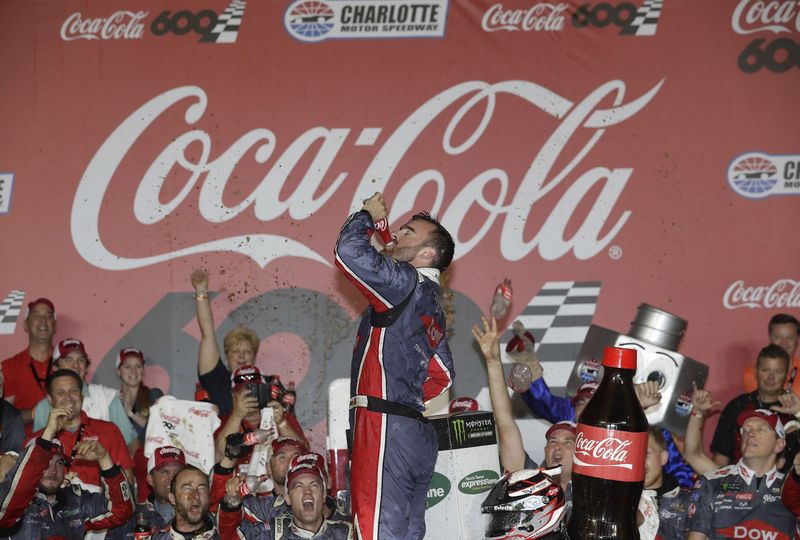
60,11,147,41
574,432,633,469
732,0,800,35
481,3,568,32
572,424,646,481
70,79,663,270
723,279,800,309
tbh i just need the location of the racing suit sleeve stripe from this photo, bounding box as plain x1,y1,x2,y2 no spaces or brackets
355,327,387,399
0,439,51,527
422,352,453,402
351,407,387,540
84,467,135,530
209,463,235,515
217,501,244,540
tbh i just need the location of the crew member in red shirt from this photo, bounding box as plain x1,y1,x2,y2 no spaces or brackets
1,297,56,434
29,368,134,489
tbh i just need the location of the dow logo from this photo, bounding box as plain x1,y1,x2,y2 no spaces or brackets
451,418,467,445
426,472,451,508
151,0,248,43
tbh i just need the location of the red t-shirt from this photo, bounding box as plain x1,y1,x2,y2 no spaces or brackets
2,349,52,433
30,411,134,488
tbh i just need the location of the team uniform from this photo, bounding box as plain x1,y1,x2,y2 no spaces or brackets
1,349,52,435
654,484,693,540
0,438,133,538
150,517,219,539
232,513,354,539
335,210,454,540
29,411,134,489
688,461,795,539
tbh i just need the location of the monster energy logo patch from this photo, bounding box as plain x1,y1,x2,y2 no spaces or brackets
452,419,467,445
450,416,496,448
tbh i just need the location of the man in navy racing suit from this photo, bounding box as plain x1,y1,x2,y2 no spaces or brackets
334,192,455,540
687,409,795,540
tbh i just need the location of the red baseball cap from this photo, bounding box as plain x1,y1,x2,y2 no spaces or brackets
285,452,326,489
117,347,145,368
231,366,264,389
737,409,786,439
449,397,480,414
272,436,308,455
571,382,599,405
545,421,577,440
26,297,55,317
56,338,88,361
147,446,186,473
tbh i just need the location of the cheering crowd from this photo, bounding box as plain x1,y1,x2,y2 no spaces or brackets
0,197,799,539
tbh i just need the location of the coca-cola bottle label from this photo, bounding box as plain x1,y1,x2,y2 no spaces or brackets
572,423,647,482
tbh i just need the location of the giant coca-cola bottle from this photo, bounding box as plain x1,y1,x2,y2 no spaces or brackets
568,346,648,539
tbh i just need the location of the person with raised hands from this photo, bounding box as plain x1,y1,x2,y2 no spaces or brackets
29,368,134,490
0,405,134,538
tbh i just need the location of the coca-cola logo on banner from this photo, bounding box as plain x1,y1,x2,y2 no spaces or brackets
732,0,800,73
571,1,663,36
572,423,647,482
283,0,448,42
723,279,800,310
70,79,663,270
481,3,568,32
60,11,148,41
727,152,800,199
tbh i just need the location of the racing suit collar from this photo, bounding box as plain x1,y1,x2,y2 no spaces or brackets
736,459,780,488
416,267,440,284
289,516,328,538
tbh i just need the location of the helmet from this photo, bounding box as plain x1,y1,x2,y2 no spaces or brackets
481,467,568,540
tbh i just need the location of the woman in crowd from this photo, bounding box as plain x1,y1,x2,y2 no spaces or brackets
117,347,164,501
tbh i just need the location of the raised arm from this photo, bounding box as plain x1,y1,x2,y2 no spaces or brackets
334,196,417,311
472,316,525,472
191,269,221,377
683,383,720,476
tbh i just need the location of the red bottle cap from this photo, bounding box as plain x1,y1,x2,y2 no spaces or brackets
601,346,637,370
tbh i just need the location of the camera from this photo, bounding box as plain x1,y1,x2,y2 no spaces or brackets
244,381,271,409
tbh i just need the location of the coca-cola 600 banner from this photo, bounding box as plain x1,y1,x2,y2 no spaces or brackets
1,0,798,450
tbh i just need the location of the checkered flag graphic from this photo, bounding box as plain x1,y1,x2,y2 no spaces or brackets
202,0,247,43
0,173,14,214
0,290,26,335
620,0,663,36
500,281,601,394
